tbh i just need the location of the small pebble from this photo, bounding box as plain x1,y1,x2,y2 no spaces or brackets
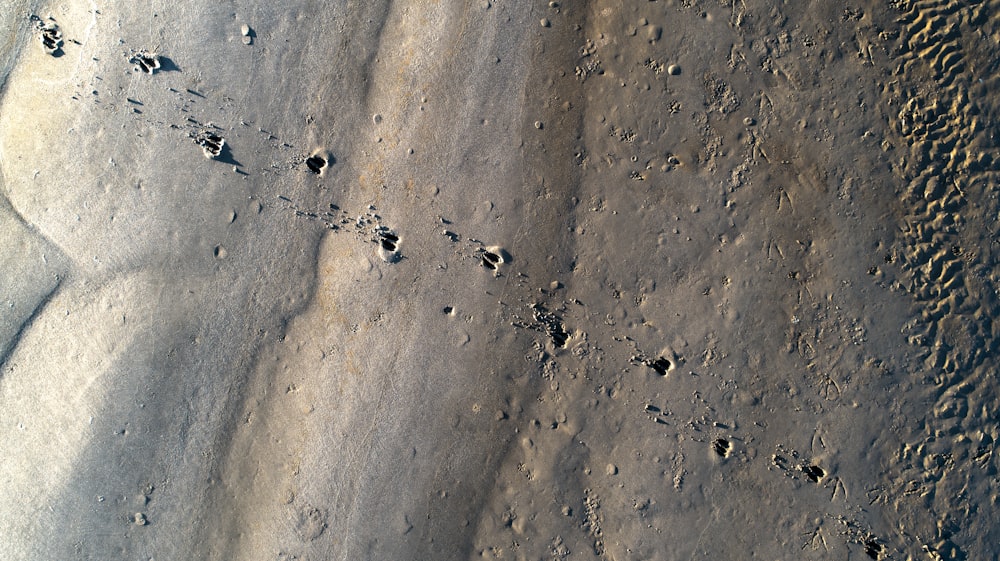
744,117,756,126
534,120,543,129
540,18,551,27
667,64,681,75
242,36,252,45
606,463,619,476
240,24,250,36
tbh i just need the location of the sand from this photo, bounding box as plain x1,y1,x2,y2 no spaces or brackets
1,0,998,559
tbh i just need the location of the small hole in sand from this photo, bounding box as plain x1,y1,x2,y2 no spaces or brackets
443,306,453,314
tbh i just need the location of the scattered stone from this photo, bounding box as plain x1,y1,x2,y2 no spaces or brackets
667,64,681,75
133,512,147,526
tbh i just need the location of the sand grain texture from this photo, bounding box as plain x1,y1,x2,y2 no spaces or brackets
1,1,998,560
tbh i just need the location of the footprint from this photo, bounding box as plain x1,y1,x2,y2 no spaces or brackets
375,227,401,263
128,51,162,74
713,438,731,458
294,504,327,541
30,16,63,56
644,404,668,425
305,152,331,175
194,131,225,159
531,303,569,348
632,354,674,376
648,357,671,376
478,246,511,271
378,231,399,252
801,464,825,483
481,250,501,270
864,538,883,560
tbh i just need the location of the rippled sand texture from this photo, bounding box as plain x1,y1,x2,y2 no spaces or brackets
1,1,998,559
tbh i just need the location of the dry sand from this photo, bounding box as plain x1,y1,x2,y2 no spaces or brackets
1,0,998,559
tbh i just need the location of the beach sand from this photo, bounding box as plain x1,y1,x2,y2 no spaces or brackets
1,1,998,559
